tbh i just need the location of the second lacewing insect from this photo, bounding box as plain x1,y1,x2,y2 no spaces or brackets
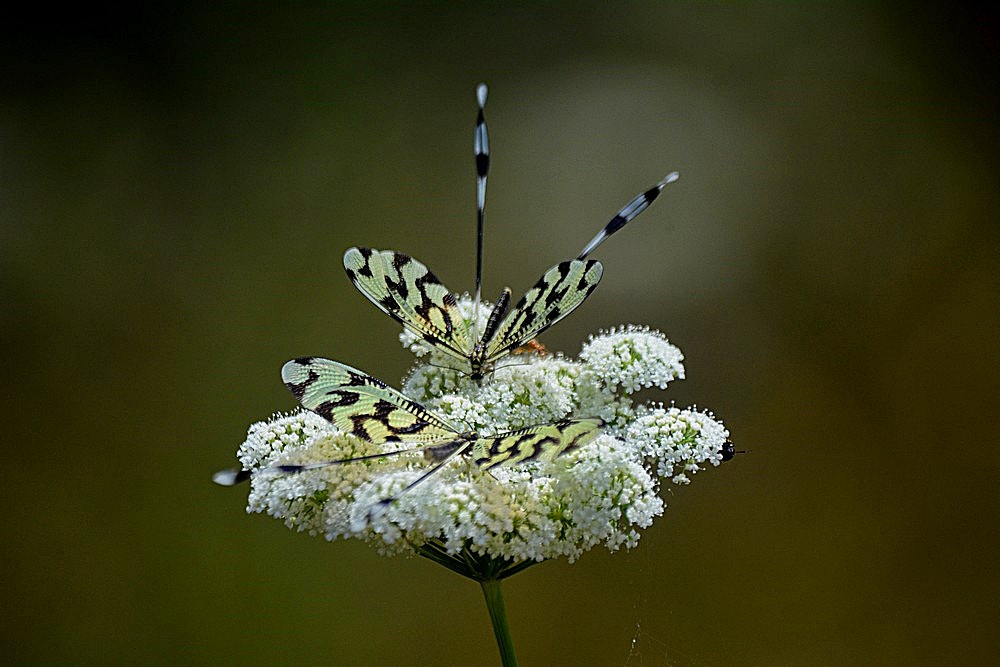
343,84,679,381
213,357,605,522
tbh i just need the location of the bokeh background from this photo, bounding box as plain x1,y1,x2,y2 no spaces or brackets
3,3,997,664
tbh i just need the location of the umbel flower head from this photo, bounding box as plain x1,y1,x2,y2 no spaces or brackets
232,297,731,576
214,84,732,666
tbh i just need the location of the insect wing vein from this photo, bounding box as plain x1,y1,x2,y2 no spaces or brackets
485,260,603,362
472,418,604,469
282,357,460,444
344,247,473,361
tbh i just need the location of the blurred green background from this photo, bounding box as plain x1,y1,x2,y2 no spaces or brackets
3,3,997,664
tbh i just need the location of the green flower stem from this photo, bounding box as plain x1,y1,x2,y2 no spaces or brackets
480,578,518,667
414,543,535,664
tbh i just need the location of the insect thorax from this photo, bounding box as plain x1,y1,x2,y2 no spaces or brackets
468,349,490,381
467,286,511,381
424,433,479,462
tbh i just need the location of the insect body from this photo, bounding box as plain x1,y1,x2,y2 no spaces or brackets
344,248,601,380
343,84,677,380
214,357,604,512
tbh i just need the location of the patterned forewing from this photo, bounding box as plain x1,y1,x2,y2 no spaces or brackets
281,357,460,444
471,418,604,469
485,260,603,362
343,248,473,360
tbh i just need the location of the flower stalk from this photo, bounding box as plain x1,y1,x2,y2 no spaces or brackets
414,542,528,665
480,578,518,667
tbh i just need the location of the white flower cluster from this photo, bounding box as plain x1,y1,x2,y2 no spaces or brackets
627,404,732,484
579,325,685,392
235,299,732,566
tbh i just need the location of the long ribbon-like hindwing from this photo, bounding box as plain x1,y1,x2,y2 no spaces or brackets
577,173,680,260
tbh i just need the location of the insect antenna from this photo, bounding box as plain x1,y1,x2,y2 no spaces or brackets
491,358,537,375
577,172,680,260
472,82,490,342
418,358,474,379
211,444,433,486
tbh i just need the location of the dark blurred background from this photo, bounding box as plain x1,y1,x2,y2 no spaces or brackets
2,3,997,664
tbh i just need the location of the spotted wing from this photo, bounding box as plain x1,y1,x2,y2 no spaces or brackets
471,418,604,469
343,247,473,362
281,357,460,444
484,259,603,364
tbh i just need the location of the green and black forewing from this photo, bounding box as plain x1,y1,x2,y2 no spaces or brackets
471,417,604,469
217,359,606,494
484,260,603,364
281,357,461,444
343,247,474,362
